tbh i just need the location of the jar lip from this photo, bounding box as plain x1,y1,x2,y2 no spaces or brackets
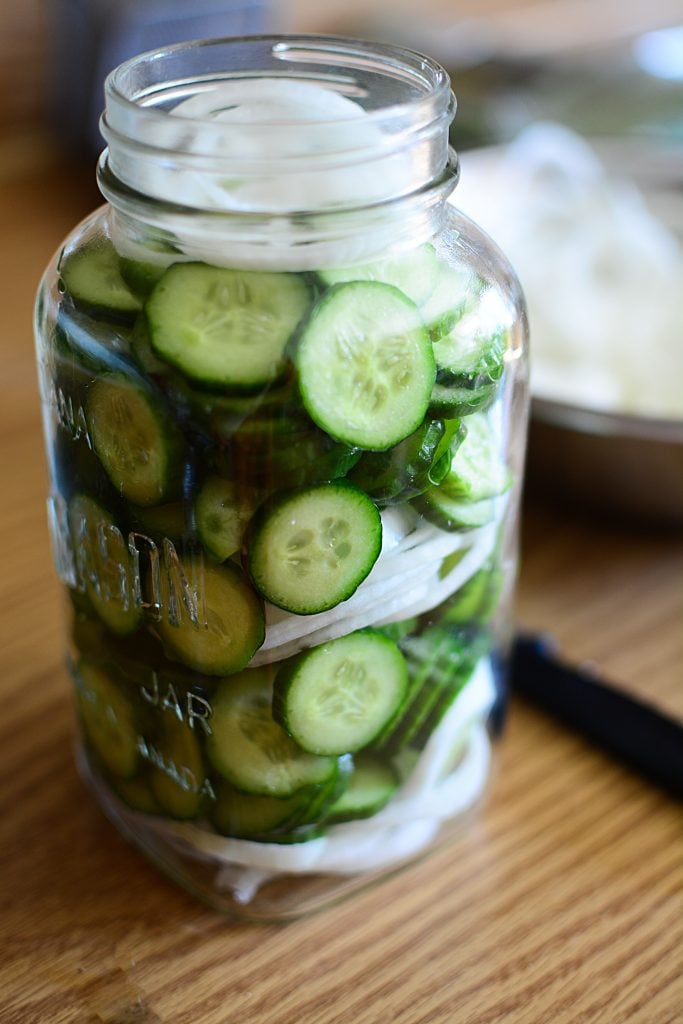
104,33,454,132
99,149,460,272
98,147,460,221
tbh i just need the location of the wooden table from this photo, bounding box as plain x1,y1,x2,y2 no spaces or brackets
1,151,681,1024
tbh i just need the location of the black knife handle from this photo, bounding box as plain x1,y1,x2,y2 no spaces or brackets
511,634,683,801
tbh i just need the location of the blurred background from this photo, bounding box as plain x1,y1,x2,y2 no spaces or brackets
1,0,682,522
4,1,682,150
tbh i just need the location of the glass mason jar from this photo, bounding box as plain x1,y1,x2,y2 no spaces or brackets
35,36,528,920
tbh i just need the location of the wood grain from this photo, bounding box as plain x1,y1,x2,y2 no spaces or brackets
1,154,681,1024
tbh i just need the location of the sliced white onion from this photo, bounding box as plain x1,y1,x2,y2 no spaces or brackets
121,79,409,214
455,124,683,420
250,519,498,666
125,722,490,881
103,657,494,904
320,724,491,847
374,518,499,627
108,78,425,269
169,78,371,125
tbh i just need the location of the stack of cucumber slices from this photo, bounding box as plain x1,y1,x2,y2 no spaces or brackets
53,229,512,849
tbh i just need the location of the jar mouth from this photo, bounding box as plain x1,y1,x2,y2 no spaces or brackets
104,34,454,134
100,35,456,216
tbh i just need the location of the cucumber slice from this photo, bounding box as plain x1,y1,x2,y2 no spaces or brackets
297,282,435,450
273,629,408,756
374,632,452,751
57,301,140,376
377,628,481,752
226,434,360,491
70,607,106,655
246,481,382,615
415,488,497,531
119,257,167,297
420,261,476,341
60,239,142,319
211,781,310,839
75,662,138,778
219,411,361,490
428,380,498,419
442,564,503,626
148,716,207,820
206,666,336,797
212,759,354,838
318,243,439,306
195,477,263,562
145,263,312,389
53,408,121,509
296,753,354,825
69,495,142,635
348,418,450,506
111,774,163,815
259,826,326,845
155,557,265,676
410,636,487,749
324,754,399,822
207,376,301,441
221,404,312,447
439,412,510,503
434,322,506,387
86,374,181,507
128,501,189,543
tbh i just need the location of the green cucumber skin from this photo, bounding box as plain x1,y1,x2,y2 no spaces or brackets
119,257,167,297
377,628,484,753
60,239,143,322
272,629,408,756
245,481,382,616
296,281,436,451
442,566,504,626
210,780,314,839
316,243,439,307
211,753,353,839
348,418,448,506
428,381,499,419
216,423,362,491
414,488,497,532
145,263,313,391
149,555,265,677
376,633,453,752
206,668,337,797
51,235,513,840
323,754,399,823
295,754,354,825
86,374,185,508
